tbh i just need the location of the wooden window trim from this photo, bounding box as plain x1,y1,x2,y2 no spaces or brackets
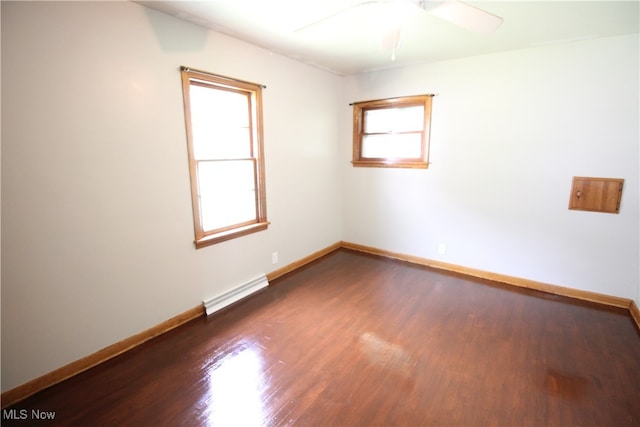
352,94,433,169
194,222,270,249
181,68,268,249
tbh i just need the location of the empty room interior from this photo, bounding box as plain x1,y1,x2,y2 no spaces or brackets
1,0,639,425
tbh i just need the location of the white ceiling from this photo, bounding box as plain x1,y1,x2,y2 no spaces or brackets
136,1,639,75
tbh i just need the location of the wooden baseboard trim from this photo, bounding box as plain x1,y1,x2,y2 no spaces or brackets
1,305,204,409
267,242,342,282
2,243,340,408
4,241,636,408
340,241,633,310
630,301,640,331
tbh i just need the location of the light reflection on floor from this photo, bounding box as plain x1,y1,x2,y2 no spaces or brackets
203,344,266,426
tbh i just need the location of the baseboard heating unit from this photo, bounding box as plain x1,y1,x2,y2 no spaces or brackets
203,274,269,316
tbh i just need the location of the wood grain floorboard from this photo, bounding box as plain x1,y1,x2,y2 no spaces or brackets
3,249,639,426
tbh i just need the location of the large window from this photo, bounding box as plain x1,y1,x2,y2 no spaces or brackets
352,94,433,168
180,67,268,248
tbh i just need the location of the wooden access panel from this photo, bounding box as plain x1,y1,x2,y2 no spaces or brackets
568,177,624,214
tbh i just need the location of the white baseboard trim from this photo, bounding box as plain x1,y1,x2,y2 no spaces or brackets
203,274,269,316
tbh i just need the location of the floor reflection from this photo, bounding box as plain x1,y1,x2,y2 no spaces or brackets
359,331,413,374
203,343,266,427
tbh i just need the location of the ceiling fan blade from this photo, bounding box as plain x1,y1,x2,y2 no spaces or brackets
420,0,503,33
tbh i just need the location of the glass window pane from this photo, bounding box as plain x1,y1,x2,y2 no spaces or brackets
364,106,424,133
362,133,422,159
201,191,256,232
190,85,251,160
197,160,256,231
192,127,251,160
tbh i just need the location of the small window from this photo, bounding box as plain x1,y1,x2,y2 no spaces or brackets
180,67,268,248
352,94,433,168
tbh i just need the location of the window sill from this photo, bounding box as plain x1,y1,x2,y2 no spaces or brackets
352,160,429,169
195,222,270,249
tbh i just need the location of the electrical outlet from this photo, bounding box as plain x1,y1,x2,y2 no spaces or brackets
272,252,278,264
438,243,447,255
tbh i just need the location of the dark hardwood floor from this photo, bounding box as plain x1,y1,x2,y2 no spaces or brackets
3,249,640,426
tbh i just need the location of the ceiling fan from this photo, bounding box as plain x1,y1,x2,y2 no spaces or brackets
295,0,504,34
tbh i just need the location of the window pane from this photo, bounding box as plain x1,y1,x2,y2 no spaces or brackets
362,133,422,159
190,85,251,160
364,106,424,133
197,160,256,232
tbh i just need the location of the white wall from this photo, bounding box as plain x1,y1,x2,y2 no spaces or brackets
1,1,342,392
3,1,638,395
342,34,639,304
